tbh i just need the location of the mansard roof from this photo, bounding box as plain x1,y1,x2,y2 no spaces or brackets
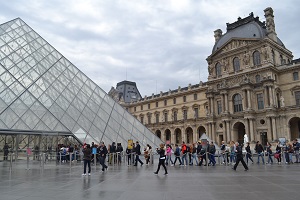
212,12,285,53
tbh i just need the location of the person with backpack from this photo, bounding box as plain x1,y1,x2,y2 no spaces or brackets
173,144,182,166
266,142,273,164
255,141,265,164
181,141,188,166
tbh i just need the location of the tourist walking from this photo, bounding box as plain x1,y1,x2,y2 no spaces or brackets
255,141,265,164
275,142,282,164
165,144,174,166
82,144,92,176
245,142,254,164
293,139,300,163
232,142,249,171
266,142,273,164
98,142,108,172
190,143,198,166
154,143,168,175
173,144,182,166
181,141,188,166
208,141,216,166
229,141,236,164
134,141,144,166
126,146,132,166
3,143,9,161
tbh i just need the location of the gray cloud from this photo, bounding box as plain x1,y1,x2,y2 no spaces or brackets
0,0,299,96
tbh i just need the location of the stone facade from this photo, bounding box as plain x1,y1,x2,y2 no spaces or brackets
115,8,300,146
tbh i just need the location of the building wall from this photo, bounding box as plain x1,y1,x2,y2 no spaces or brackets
117,8,300,146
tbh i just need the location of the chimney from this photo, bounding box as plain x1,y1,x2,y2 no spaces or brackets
264,7,277,41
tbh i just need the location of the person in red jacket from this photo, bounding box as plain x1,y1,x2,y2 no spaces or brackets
181,141,188,166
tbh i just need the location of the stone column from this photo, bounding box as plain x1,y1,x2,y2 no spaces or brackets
210,98,214,115
223,121,227,142
226,120,231,142
247,90,252,109
221,94,224,113
171,129,175,145
208,123,212,140
242,89,247,111
249,118,254,142
212,123,216,142
267,117,273,141
269,86,274,107
272,117,277,141
208,97,211,115
193,126,197,143
225,94,229,113
181,128,186,143
264,86,269,107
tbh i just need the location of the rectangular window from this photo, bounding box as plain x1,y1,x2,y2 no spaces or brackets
194,93,197,100
173,98,176,104
183,110,187,120
156,102,158,107
148,115,151,124
217,101,222,114
174,111,177,121
293,72,299,81
148,104,150,109
164,113,168,122
134,107,136,112
296,91,300,106
194,108,199,118
140,105,143,111
140,116,144,124
164,99,167,106
156,114,159,123
183,96,186,102
257,93,264,109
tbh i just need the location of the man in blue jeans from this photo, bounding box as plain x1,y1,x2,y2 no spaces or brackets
255,141,265,164
98,142,108,172
134,141,144,166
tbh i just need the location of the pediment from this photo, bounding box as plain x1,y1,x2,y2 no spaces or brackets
212,38,260,57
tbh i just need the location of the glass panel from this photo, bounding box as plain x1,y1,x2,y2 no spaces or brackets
0,88,16,105
9,81,25,96
11,119,30,130
0,71,15,86
66,104,81,121
34,120,51,131
104,125,118,143
28,83,43,99
60,113,76,131
97,108,110,123
30,100,47,118
19,91,35,107
88,124,103,143
81,106,96,124
93,115,106,133
49,102,65,120
9,98,28,117
77,114,92,132
40,112,59,131
20,109,40,129
111,109,123,122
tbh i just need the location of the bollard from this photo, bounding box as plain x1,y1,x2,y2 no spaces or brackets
69,153,72,168
94,154,97,170
10,153,13,170
26,154,30,170
206,151,208,169
42,153,45,169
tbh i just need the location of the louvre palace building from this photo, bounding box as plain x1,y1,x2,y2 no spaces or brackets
110,7,300,146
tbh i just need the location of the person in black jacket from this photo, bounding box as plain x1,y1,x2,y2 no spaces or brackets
98,142,108,172
116,143,123,164
232,142,249,171
82,144,92,176
154,143,168,175
134,141,144,166
245,142,254,164
255,141,265,164
208,141,216,166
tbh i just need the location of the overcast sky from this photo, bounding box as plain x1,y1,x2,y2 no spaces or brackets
0,0,299,96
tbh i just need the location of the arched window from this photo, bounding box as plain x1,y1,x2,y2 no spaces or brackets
253,51,261,66
255,75,261,83
233,57,240,72
215,62,222,77
233,94,243,112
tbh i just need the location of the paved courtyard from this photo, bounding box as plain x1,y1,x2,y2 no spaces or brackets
0,157,299,200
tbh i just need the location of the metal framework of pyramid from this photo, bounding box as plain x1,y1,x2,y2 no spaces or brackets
0,18,162,148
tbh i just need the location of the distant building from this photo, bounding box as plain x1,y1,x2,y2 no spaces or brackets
108,81,142,103
111,7,300,146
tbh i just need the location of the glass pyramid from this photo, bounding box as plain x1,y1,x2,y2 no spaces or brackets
0,18,162,148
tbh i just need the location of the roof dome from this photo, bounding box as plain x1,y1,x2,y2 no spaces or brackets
212,13,285,53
